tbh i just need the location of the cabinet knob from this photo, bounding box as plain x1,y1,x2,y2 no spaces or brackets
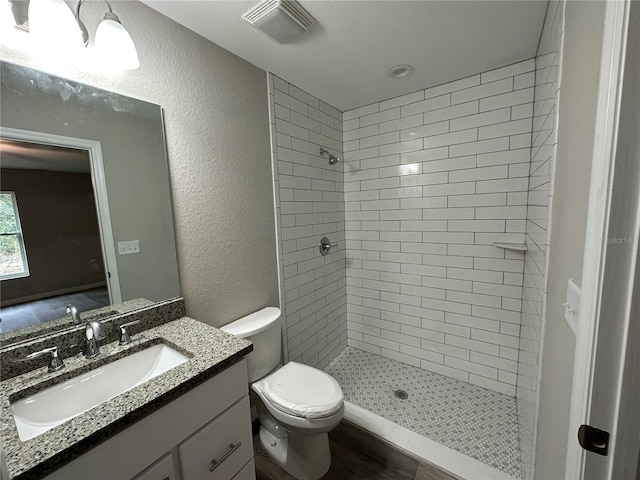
209,442,241,472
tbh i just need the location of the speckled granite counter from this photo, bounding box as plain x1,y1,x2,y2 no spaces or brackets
0,317,252,480
1,297,157,347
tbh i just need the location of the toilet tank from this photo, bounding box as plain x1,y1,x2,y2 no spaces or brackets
220,307,282,382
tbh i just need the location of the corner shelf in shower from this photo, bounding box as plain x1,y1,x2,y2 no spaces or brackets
493,242,528,252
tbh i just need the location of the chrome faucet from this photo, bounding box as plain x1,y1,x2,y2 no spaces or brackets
66,304,81,324
84,320,105,359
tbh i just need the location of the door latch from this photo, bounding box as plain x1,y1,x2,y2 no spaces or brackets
578,424,610,456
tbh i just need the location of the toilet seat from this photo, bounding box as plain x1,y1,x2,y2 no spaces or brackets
252,362,343,419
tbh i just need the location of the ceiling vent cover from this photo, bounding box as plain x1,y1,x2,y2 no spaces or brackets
242,0,316,44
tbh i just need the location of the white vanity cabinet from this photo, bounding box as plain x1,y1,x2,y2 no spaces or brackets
179,397,252,479
44,360,255,480
133,452,180,480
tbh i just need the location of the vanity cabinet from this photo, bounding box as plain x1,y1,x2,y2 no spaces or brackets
179,397,252,479
44,360,255,480
133,453,180,480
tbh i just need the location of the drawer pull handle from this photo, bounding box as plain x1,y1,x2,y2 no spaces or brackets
209,442,241,472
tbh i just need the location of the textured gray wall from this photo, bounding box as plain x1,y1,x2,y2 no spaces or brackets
1,169,105,302
1,1,279,326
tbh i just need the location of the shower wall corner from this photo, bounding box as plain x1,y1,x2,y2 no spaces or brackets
517,1,566,478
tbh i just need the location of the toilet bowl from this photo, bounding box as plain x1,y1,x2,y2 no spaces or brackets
221,308,344,480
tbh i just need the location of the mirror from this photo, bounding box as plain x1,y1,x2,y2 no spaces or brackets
0,61,180,344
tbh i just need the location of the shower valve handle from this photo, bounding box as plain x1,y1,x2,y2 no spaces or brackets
319,237,332,256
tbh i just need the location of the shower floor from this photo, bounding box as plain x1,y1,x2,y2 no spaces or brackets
325,347,522,479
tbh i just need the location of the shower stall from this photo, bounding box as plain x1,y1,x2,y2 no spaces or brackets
267,3,561,478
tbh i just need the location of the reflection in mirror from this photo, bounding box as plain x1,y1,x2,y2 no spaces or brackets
0,61,181,345
1,140,110,333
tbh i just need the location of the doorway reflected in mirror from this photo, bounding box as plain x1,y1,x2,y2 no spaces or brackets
0,139,111,332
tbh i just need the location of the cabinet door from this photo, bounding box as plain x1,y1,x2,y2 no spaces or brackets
133,452,180,480
179,396,252,480
232,460,256,480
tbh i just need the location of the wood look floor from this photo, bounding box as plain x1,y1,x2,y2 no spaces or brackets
254,421,458,480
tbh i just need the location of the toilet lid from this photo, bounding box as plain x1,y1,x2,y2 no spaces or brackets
253,362,343,419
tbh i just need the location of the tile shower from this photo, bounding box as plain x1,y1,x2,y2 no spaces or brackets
268,3,560,477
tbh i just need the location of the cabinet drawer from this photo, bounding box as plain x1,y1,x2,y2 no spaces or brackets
232,460,255,480
179,396,252,480
133,452,179,480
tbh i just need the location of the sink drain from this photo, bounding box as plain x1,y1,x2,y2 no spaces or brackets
394,389,409,400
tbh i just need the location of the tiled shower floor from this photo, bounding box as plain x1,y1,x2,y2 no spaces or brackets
325,347,522,479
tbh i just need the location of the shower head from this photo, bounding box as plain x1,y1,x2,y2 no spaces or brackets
320,147,339,165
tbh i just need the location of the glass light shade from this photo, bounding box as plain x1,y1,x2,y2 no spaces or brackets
94,17,139,70
28,0,84,55
1,0,16,32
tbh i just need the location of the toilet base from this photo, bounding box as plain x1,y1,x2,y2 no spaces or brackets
258,424,331,480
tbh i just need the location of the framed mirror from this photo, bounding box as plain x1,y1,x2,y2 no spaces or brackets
0,61,180,344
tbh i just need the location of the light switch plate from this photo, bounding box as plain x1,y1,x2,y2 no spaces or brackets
564,278,581,336
118,240,140,255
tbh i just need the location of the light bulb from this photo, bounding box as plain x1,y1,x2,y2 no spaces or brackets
94,15,139,70
28,0,84,59
1,0,16,33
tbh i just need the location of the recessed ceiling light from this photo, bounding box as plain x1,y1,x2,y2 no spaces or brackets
386,64,414,79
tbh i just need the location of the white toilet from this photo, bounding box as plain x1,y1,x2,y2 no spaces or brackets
221,307,344,480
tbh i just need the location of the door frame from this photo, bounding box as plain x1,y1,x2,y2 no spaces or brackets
0,126,123,304
564,0,631,478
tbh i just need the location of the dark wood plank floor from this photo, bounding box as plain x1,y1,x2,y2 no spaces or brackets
254,421,458,480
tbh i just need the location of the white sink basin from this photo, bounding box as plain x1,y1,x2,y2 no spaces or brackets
12,344,189,441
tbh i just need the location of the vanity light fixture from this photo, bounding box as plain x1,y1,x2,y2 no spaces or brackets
1,0,16,32
28,0,84,57
76,0,139,70
25,0,139,70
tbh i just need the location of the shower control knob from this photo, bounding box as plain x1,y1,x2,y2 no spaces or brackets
319,237,332,256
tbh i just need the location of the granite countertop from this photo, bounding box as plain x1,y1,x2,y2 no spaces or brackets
0,298,157,347
0,317,252,480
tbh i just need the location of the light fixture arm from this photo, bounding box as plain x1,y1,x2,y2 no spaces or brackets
75,0,120,46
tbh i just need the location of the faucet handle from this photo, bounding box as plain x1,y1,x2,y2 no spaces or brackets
26,346,65,373
119,320,141,346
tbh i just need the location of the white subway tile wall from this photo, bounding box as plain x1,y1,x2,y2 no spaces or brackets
269,44,560,477
517,2,564,479
268,74,348,369
342,58,536,398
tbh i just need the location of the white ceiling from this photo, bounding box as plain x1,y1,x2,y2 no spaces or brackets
143,1,548,112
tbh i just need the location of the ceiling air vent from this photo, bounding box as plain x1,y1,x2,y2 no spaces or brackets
242,0,316,44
